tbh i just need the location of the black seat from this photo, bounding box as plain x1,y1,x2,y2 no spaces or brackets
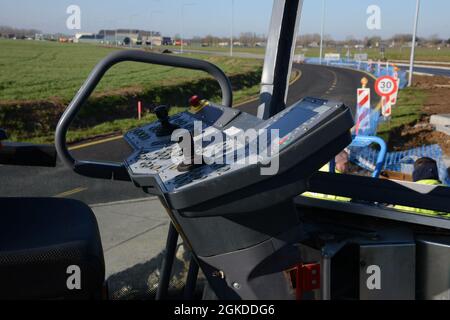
0,198,105,299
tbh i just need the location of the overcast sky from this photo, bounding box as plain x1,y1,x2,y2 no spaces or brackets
1,0,449,39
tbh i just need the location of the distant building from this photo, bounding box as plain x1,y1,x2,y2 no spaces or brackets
74,29,164,46
75,33,105,44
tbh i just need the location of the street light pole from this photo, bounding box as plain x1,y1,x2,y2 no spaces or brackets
230,0,234,57
319,0,326,64
408,0,421,87
150,11,162,50
181,3,195,54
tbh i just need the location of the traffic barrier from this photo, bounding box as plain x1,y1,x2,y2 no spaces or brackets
307,57,449,185
305,58,408,89
348,136,387,178
349,144,449,185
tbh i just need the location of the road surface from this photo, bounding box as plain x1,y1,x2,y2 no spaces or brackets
0,63,376,204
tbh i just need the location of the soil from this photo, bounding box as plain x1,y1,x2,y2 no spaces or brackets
390,75,450,156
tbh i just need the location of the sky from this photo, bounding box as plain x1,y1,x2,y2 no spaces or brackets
0,0,449,40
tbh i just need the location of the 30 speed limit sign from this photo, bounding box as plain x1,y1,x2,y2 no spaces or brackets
375,76,398,97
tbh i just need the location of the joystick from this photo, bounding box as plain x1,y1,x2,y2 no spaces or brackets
177,133,204,172
154,105,179,137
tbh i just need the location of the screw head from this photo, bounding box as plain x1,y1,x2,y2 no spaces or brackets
232,282,241,290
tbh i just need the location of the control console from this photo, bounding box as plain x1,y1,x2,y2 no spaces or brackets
124,97,354,214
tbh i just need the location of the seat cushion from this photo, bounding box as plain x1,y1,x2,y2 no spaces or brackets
0,198,105,299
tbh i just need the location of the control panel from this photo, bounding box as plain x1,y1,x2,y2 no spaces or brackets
124,97,354,209
124,102,241,150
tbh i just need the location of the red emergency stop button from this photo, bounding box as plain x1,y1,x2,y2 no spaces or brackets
189,95,200,107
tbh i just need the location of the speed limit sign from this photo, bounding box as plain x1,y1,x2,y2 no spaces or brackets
375,76,398,97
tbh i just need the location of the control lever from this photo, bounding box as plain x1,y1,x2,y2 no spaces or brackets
154,105,179,137
177,133,204,172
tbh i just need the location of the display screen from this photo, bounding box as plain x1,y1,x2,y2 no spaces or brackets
266,105,318,139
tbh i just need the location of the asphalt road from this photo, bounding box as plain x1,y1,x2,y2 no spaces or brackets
0,63,376,204
406,66,450,77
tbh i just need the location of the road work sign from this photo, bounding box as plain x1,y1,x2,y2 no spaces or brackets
355,86,371,135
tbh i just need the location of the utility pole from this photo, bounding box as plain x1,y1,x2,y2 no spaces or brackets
150,10,162,50
408,0,421,87
181,3,195,54
230,0,234,57
319,0,326,64
128,14,139,48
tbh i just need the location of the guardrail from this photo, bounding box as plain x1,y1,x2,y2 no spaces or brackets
303,57,408,89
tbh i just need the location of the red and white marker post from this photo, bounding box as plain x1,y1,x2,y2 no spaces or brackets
390,67,401,105
381,96,392,117
355,77,371,135
138,101,142,120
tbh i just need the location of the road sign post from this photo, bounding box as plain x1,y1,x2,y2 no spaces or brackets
375,75,398,98
376,76,397,119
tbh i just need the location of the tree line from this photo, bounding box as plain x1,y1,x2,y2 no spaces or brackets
0,26,42,39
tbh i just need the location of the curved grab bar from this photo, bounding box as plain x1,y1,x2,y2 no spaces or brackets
55,50,233,180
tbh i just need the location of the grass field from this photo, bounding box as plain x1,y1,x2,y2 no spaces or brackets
164,45,450,63
377,86,426,143
0,39,265,143
0,39,262,103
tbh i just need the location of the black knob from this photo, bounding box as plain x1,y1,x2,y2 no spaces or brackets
154,105,179,137
155,105,169,122
0,129,7,141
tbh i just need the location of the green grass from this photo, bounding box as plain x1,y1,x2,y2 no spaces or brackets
22,107,184,145
0,39,266,143
0,39,262,102
377,87,427,142
162,45,267,55
299,47,450,63
169,44,450,63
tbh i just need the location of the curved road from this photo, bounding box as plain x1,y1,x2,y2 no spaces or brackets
0,63,377,204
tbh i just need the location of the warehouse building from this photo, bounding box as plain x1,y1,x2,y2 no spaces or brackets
75,29,164,47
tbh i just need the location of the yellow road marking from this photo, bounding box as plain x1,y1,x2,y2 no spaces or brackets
54,187,88,198
234,69,303,108
68,135,124,151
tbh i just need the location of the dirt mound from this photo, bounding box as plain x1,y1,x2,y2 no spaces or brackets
388,119,450,155
415,75,450,115
389,75,450,156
